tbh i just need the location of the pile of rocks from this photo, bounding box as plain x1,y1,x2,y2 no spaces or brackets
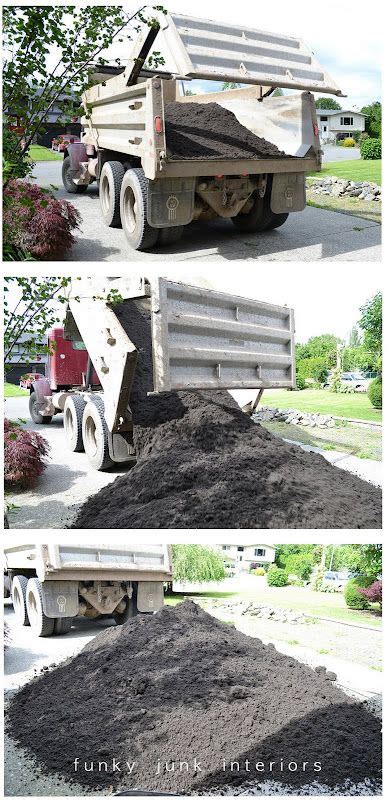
253,406,336,428
199,597,309,624
307,176,381,201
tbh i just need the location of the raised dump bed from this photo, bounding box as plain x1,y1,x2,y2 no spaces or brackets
62,10,343,250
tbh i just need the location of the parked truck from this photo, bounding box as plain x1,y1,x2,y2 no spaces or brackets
28,275,296,470
62,10,343,250
4,541,172,637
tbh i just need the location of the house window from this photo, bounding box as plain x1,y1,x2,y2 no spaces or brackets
320,115,328,121
222,545,230,550
340,116,353,126
254,548,266,557
237,546,244,552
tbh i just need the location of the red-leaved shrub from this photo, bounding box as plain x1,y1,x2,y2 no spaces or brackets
358,580,382,607
4,418,50,489
3,180,81,260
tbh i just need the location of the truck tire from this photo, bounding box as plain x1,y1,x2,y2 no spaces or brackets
120,167,158,251
53,617,73,635
64,395,86,452
62,156,88,194
29,391,52,424
26,578,55,637
12,575,30,626
113,596,136,625
158,225,184,246
99,161,125,227
232,178,289,233
82,397,114,471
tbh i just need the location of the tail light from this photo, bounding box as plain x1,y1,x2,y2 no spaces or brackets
155,116,163,134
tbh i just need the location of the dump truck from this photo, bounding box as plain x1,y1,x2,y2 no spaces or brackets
62,10,343,250
28,275,296,470
4,541,172,637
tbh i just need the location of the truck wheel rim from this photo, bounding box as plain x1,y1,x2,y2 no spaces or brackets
64,407,74,437
32,399,41,418
101,174,110,214
123,185,137,234
13,586,23,616
27,591,39,625
84,415,98,456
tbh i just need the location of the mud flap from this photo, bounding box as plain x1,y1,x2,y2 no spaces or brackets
108,430,135,463
270,172,306,213
136,581,164,612
147,178,195,228
41,581,79,618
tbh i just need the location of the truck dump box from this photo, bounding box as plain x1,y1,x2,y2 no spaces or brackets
66,277,296,431
4,542,172,582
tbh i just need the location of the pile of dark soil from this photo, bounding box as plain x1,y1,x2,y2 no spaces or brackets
165,101,289,160
7,602,381,794
73,302,381,529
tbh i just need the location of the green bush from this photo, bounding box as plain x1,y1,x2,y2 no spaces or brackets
288,576,304,587
251,567,265,576
360,137,382,160
344,576,374,609
342,137,356,147
352,130,362,143
285,553,314,581
2,127,33,183
267,566,288,587
296,373,306,390
368,376,382,408
297,356,329,382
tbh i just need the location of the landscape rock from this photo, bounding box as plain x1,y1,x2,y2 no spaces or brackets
307,176,381,202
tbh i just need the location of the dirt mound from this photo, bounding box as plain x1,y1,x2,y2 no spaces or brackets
72,302,381,529
7,602,381,794
165,101,289,160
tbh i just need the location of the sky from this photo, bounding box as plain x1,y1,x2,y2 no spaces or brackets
94,0,382,110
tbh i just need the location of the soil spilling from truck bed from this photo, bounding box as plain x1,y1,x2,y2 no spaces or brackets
72,302,381,529
165,101,289,160
7,602,382,794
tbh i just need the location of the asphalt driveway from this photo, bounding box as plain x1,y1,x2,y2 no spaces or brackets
31,161,381,262
5,396,124,529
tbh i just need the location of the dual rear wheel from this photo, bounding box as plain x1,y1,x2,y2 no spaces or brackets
63,394,113,471
99,162,183,251
11,575,73,637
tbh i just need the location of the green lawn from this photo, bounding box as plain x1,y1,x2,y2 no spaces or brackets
306,191,381,224
309,158,381,185
28,145,62,162
261,389,381,423
165,583,381,628
4,382,28,397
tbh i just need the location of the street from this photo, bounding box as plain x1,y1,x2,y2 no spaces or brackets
30,161,381,262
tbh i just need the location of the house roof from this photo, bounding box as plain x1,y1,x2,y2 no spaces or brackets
316,109,368,116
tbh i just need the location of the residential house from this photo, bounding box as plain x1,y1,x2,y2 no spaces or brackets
5,332,47,384
216,544,275,572
315,109,367,143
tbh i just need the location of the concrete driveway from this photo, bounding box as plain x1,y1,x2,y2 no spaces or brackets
322,144,362,162
5,396,124,529
31,161,381,262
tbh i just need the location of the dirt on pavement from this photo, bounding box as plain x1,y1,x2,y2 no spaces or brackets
73,302,381,529
6,602,381,794
165,102,289,160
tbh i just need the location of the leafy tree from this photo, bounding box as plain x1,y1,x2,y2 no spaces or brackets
171,545,226,583
222,82,241,90
3,5,166,184
315,97,341,110
359,580,382,609
275,544,321,568
348,325,361,348
3,277,73,368
329,363,342,393
272,88,283,97
342,346,377,372
297,356,329,383
359,292,382,362
296,334,340,363
360,101,382,138
284,552,314,580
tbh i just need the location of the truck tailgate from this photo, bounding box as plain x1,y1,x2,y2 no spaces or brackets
151,278,295,392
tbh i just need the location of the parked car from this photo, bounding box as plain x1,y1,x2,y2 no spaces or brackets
52,134,80,152
322,371,371,392
19,372,44,390
322,570,349,590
